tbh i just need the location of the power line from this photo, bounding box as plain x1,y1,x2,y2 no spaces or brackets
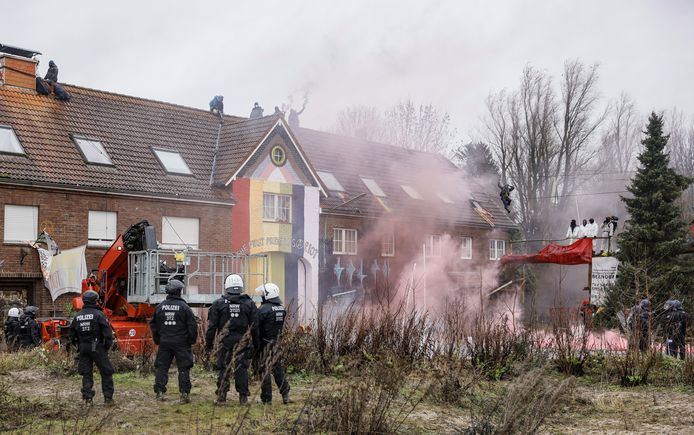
527,190,630,200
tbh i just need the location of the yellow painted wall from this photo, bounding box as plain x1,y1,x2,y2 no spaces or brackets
268,252,286,300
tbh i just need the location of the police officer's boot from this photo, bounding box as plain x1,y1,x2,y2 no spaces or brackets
84,397,93,406
156,391,165,401
104,398,115,407
179,393,190,404
239,394,248,405
282,392,290,404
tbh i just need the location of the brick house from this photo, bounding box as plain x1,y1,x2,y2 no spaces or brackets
295,128,516,306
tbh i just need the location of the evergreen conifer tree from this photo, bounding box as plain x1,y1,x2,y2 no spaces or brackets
612,112,692,308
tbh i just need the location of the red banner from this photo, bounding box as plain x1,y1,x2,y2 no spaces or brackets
501,238,593,265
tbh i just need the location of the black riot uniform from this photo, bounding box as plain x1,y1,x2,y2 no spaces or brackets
256,293,290,404
205,282,257,404
69,293,115,404
18,306,42,349
3,313,21,352
150,280,198,402
664,301,688,359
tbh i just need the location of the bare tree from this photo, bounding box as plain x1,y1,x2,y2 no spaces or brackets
482,61,604,239
384,99,456,154
598,93,642,174
334,100,456,154
334,105,386,142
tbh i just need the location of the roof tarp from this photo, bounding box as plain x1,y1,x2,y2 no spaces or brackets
501,238,593,265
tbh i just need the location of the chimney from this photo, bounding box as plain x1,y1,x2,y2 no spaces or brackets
0,44,41,90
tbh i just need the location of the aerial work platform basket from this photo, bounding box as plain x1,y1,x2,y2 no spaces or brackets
127,249,268,306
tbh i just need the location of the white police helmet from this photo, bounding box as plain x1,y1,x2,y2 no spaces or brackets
224,274,244,294
8,307,21,318
256,283,280,300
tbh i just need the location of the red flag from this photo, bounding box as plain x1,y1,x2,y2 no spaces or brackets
501,238,593,265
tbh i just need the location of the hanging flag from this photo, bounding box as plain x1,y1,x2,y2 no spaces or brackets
501,238,593,265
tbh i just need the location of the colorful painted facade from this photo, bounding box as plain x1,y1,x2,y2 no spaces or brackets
229,121,322,324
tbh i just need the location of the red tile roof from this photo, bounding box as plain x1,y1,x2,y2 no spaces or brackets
0,84,276,203
294,128,517,229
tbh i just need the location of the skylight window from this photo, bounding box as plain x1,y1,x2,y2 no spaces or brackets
317,171,345,192
437,192,454,204
153,148,192,175
73,136,113,165
361,177,386,197
0,126,25,155
401,185,423,200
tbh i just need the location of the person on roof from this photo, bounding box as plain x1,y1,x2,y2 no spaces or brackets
497,182,514,213
566,219,581,243
287,104,306,129
249,102,264,119
47,80,71,101
209,95,224,117
44,60,59,82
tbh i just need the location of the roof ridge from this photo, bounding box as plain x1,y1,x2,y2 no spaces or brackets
54,83,248,121
297,126,450,159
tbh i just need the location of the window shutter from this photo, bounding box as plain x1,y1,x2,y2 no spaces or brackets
162,217,200,249
88,211,117,243
3,205,38,242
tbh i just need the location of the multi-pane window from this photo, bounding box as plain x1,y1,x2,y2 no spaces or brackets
73,136,113,165
489,239,506,260
3,205,38,243
461,236,472,259
382,232,395,257
0,126,25,155
424,234,442,257
263,193,292,223
161,216,200,249
88,211,117,247
333,228,357,255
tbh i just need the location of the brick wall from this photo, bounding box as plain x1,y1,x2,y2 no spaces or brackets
0,55,38,90
0,185,232,315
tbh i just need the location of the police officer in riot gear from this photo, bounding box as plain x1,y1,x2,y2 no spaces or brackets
255,283,290,405
3,307,22,352
205,274,257,405
18,306,41,349
69,291,115,405
150,279,198,404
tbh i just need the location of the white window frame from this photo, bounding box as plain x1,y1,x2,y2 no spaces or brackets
161,216,200,250
72,136,113,166
489,239,506,260
381,232,395,257
461,236,473,259
152,148,193,175
424,234,442,258
263,193,292,223
360,177,386,197
317,171,345,192
0,125,26,155
3,205,38,243
401,185,423,200
88,211,117,247
333,228,357,255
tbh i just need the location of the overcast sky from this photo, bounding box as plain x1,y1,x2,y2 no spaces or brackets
4,1,693,141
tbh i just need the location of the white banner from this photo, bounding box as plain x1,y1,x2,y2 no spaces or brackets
46,245,87,301
591,256,619,305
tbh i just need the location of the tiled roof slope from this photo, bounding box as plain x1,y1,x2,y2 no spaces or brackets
213,115,280,185
0,85,273,203
295,128,516,229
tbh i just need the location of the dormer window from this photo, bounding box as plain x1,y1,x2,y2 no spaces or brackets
152,148,192,175
0,126,25,155
73,136,113,165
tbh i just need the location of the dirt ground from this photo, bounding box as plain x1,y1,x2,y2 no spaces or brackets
2,365,694,434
